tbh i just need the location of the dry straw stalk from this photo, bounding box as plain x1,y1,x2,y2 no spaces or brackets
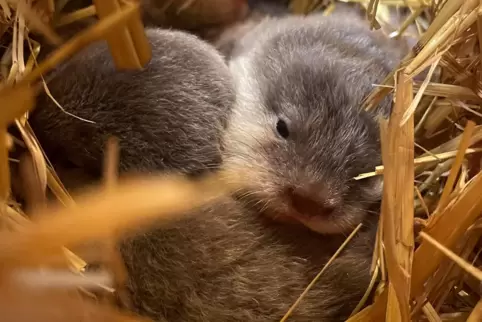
335,0,482,320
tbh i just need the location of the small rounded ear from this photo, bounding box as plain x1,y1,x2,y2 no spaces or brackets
213,15,265,61
361,175,384,202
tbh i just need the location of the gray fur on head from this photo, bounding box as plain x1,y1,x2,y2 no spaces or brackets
224,12,405,234
30,28,235,180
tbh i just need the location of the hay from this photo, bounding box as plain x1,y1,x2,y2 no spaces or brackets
338,1,482,321
0,0,481,321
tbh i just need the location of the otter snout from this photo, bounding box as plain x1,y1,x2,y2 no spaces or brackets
284,186,337,218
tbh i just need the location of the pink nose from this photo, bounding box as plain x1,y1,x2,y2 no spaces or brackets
285,187,335,217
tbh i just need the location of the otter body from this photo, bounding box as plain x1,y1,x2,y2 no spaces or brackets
122,196,377,322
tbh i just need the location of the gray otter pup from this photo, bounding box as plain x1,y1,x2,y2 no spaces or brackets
124,11,403,322
224,11,405,234
29,27,235,180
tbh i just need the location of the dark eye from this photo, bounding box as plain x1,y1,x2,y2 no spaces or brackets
276,119,289,139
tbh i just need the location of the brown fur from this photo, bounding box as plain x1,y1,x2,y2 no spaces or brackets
121,196,378,321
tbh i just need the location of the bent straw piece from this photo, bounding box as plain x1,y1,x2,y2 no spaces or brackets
346,287,389,322
411,171,482,298
362,70,395,112
18,2,141,86
350,263,381,317
436,120,476,212
0,173,233,268
346,305,373,322
45,165,74,207
400,56,441,126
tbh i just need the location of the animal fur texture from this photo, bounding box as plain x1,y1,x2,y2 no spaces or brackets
121,196,379,322
223,12,405,234
30,28,235,180
124,12,400,321
26,12,403,322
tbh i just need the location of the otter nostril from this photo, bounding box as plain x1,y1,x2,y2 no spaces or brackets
286,187,335,217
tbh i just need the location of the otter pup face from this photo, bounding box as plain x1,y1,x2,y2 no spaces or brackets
223,41,385,234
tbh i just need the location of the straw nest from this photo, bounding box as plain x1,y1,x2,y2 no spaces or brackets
0,0,481,321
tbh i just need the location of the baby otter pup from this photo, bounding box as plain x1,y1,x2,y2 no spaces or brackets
123,11,403,322
29,27,235,182
225,11,406,234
